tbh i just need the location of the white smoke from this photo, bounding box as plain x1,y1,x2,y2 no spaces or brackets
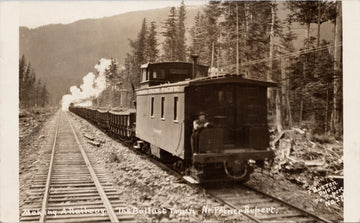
61,58,112,111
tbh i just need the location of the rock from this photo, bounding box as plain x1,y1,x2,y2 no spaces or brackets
39,135,45,139
32,160,39,165
84,133,95,140
108,152,120,163
88,140,101,147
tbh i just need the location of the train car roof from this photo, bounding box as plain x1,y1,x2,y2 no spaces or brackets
140,61,208,69
188,74,278,87
136,74,278,92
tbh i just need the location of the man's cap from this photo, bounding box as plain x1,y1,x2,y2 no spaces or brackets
198,111,207,116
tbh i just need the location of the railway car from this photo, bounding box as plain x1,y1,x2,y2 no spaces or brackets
108,109,136,139
97,108,109,129
70,59,277,183
135,61,277,182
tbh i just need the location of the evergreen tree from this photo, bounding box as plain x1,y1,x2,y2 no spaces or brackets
219,1,279,79
205,1,222,66
189,12,207,64
189,1,223,67
105,58,119,83
18,55,49,108
176,1,186,61
41,84,49,107
125,18,149,88
35,79,42,107
104,58,124,107
137,18,148,65
22,63,32,107
220,1,242,73
162,7,177,61
146,21,159,62
19,55,27,106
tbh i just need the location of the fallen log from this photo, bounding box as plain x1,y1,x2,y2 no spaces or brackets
304,157,326,167
327,175,343,180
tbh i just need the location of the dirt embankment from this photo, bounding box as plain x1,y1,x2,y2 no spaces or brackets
19,107,57,141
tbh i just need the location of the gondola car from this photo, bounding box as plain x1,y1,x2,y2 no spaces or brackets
135,61,277,182
108,109,136,138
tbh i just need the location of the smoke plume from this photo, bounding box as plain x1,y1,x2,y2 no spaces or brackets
61,58,111,111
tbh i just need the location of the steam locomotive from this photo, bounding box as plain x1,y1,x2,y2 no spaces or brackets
69,58,277,183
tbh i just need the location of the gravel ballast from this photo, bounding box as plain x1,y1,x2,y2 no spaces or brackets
68,112,246,222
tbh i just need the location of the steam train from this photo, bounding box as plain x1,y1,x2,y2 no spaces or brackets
69,59,277,183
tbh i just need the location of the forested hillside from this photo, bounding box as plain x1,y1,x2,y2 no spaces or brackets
20,6,203,105
19,2,334,107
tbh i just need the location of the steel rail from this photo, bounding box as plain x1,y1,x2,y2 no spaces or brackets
64,112,119,223
39,111,60,222
242,184,332,223
205,190,261,223
206,184,332,223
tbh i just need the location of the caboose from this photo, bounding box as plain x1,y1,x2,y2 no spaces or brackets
135,59,277,182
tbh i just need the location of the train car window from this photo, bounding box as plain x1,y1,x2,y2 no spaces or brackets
153,69,165,79
142,69,148,82
161,97,165,119
169,69,188,75
226,90,234,104
174,97,178,121
150,97,154,117
218,90,225,104
218,88,234,105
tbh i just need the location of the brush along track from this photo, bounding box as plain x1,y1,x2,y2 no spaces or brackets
20,111,134,222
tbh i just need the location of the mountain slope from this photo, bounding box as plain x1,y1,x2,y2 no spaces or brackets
20,6,203,104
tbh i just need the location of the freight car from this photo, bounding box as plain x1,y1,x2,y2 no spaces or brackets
70,60,277,183
69,106,136,139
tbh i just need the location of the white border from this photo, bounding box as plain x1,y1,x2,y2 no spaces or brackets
0,2,19,222
0,1,360,222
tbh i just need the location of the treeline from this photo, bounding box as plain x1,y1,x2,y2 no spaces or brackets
19,55,49,108
281,2,341,138
114,1,342,137
124,1,187,89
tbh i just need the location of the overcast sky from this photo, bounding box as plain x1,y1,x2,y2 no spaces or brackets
19,1,207,28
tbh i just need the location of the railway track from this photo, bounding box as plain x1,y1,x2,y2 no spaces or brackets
20,111,134,222
68,111,332,222
204,183,331,222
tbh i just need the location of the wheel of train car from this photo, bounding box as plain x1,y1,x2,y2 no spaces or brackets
223,160,250,183
172,160,185,173
141,143,150,155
